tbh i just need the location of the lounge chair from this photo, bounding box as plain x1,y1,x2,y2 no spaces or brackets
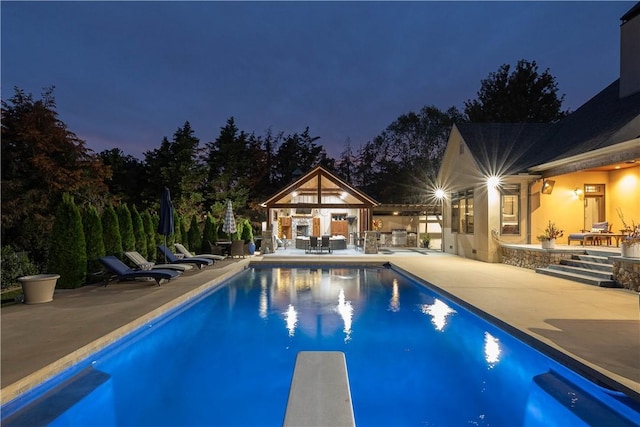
157,245,214,269
230,240,245,258
174,243,225,261
567,221,612,245
99,256,181,286
124,251,194,272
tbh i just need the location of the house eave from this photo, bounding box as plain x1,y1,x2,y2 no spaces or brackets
527,138,640,177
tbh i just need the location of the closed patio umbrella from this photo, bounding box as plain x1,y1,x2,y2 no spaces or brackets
222,200,237,241
158,187,174,262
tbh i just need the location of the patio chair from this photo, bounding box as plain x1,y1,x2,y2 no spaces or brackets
320,235,332,254
230,240,245,258
208,242,225,257
124,251,194,272
306,236,319,254
157,245,214,269
567,221,612,245
174,243,226,261
99,256,181,286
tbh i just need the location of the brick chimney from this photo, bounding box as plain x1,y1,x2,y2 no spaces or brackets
620,2,640,98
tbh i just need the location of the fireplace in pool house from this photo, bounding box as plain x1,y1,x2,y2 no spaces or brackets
297,225,309,237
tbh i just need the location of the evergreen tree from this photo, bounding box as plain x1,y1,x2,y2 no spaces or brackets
201,213,215,253
188,215,202,253
99,148,148,208
102,204,122,257
143,121,204,215
142,210,156,261
169,211,181,247
241,218,254,242
117,204,135,252
48,193,86,288
131,205,148,259
82,205,105,276
464,59,567,123
180,216,189,247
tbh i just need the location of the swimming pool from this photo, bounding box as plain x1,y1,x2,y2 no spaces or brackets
3,265,640,426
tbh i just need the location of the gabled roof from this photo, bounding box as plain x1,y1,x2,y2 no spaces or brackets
261,166,378,208
454,79,640,176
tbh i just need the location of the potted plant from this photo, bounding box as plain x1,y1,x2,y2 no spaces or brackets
421,235,431,249
537,221,563,249
618,209,640,258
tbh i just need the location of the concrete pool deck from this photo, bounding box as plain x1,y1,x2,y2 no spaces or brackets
1,249,639,406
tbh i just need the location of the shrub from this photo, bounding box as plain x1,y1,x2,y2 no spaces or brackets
117,204,135,252
142,210,157,262
1,246,38,289
180,216,188,247
48,193,87,289
131,205,148,259
83,205,105,275
201,214,216,253
241,218,254,242
188,215,202,253
102,204,122,257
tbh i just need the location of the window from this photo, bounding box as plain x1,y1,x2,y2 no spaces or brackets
501,185,520,235
451,189,474,234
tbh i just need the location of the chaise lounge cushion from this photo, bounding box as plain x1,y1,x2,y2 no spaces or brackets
568,222,610,245
99,256,181,286
158,245,213,269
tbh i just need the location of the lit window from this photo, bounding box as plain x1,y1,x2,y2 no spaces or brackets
500,185,520,235
451,189,474,234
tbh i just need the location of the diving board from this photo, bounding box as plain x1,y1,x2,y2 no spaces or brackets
283,351,355,427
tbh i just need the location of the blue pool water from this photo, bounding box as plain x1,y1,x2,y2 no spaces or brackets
3,266,640,426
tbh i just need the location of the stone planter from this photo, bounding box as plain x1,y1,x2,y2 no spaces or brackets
17,274,60,304
541,238,555,250
621,241,640,258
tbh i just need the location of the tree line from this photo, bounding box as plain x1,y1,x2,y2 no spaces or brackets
1,59,566,287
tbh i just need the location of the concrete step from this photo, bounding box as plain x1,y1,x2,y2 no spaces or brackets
545,264,613,280
535,267,619,288
584,250,619,259
560,259,613,272
573,254,613,264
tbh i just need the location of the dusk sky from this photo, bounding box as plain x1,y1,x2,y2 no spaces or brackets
1,1,634,159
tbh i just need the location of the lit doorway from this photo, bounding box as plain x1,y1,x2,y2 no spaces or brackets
583,184,605,229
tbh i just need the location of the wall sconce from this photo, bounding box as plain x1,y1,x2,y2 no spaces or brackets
574,188,582,196
541,179,555,195
486,175,500,188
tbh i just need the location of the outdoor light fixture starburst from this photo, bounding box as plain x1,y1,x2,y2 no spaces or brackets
487,175,501,188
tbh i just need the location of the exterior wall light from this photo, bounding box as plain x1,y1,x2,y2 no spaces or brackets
541,179,555,194
487,176,500,188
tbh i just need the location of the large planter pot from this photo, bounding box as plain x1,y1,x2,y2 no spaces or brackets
247,241,256,255
17,274,60,304
541,239,555,250
621,241,640,258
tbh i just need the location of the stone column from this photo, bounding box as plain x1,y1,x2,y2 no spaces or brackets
364,231,378,254
262,230,274,254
